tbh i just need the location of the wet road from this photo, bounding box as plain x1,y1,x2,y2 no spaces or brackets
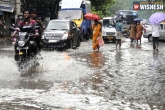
0,37,165,110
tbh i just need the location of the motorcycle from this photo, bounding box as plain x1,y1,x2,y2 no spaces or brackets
10,25,40,75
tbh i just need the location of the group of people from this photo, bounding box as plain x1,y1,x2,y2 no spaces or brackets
11,9,43,52
129,20,145,45
91,16,160,52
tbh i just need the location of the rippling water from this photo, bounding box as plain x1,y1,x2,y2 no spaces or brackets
0,38,165,109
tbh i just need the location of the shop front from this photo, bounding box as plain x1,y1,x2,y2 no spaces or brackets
0,0,15,37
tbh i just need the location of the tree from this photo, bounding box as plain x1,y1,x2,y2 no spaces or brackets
90,0,115,18
21,0,60,19
109,0,165,19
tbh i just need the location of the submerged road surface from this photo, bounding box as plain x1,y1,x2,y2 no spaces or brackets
0,37,165,110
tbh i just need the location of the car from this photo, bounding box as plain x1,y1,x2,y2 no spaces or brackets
101,17,116,43
41,19,81,49
143,23,165,42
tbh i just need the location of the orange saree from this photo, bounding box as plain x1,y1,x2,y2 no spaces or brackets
92,23,102,50
136,24,144,40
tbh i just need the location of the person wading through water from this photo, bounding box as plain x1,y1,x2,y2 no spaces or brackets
115,16,124,49
129,21,137,44
91,19,102,51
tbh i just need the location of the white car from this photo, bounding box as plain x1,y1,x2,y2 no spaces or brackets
101,17,116,43
143,23,165,42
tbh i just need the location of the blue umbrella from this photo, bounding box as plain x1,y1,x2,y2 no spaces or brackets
149,12,165,24
133,18,143,21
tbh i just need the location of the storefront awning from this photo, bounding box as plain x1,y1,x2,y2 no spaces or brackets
0,5,14,12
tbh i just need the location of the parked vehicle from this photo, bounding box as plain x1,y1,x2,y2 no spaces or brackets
58,0,92,40
101,17,116,43
41,19,81,49
143,23,165,42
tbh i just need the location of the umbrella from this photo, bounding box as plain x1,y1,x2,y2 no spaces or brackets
133,18,143,21
115,16,122,21
84,13,101,20
149,12,165,24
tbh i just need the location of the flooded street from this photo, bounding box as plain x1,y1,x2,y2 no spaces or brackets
0,37,165,110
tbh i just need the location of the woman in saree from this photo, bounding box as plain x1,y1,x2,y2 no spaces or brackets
91,19,102,50
136,21,145,45
129,21,137,43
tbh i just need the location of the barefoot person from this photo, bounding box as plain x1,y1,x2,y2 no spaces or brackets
136,21,144,45
115,17,123,49
129,21,137,44
91,19,102,51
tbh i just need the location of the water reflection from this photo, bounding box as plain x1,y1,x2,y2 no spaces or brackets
90,51,105,69
115,51,122,64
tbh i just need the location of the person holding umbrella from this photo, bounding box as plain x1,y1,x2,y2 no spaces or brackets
129,20,137,44
135,20,145,45
91,19,102,50
149,12,165,52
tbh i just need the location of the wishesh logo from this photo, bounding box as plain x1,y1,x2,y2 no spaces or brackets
134,4,140,10
133,2,140,10
133,2,164,10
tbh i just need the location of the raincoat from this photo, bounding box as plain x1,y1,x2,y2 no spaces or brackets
92,23,102,50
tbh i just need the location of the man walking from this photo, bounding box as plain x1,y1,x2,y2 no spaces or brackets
115,16,124,49
152,24,160,52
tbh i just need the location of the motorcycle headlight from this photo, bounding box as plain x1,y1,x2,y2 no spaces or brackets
18,41,25,47
62,34,68,40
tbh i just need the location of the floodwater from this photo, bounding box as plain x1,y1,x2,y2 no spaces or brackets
0,37,165,110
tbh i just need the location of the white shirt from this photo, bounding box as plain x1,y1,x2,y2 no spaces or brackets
152,24,160,37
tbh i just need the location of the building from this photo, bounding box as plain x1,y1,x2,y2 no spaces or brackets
0,0,21,36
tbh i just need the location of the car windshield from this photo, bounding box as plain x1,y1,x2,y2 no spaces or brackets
46,21,70,30
58,10,82,19
118,11,138,18
103,19,115,27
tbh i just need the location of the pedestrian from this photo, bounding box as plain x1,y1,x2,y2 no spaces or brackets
81,17,89,40
129,21,137,44
135,21,144,45
115,17,124,49
91,19,102,51
151,24,160,52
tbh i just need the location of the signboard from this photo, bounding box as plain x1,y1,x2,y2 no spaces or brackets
133,2,164,10
61,0,83,9
0,1,15,12
0,5,14,12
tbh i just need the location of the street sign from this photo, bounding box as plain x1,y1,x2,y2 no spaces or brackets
61,0,83,9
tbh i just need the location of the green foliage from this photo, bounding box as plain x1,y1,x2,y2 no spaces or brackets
109,0,165,19
90,0,115,18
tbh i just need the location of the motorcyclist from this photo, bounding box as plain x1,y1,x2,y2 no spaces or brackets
11,9,40,60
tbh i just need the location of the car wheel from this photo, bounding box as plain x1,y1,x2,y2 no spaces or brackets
68,39,73,49
148,35,153,42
